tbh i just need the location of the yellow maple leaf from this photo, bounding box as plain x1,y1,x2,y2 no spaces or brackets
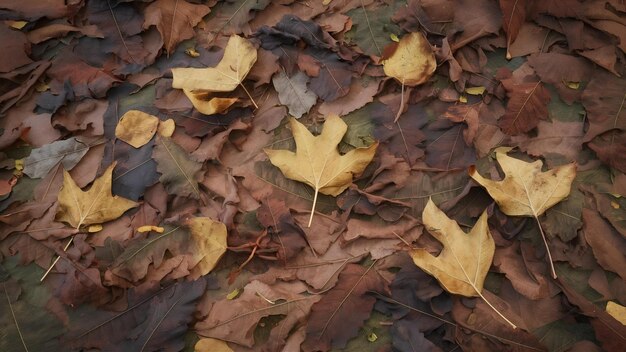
56,162,138,229
469,150,577,278
172,35,257,113
411,198,516,328
264,115,378,227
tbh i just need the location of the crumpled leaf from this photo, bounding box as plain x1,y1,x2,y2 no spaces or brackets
143,0,211,55
172,35,256,92
383,32,436,86
272,70,317,118
265,115,378,226
114,110,159,148
469,151,577,218
153,136,202,199
410,198,493,297
23,137,92,178
56,162,138,229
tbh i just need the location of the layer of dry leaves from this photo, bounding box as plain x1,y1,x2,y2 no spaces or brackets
0,1,625,351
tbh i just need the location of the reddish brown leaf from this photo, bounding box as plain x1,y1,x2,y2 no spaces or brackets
499,0,529,59
302,263,388,352
498,69,551,135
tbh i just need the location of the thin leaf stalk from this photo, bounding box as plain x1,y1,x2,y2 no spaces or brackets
534,215,557,279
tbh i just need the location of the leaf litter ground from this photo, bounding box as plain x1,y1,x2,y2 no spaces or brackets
0,1,625,351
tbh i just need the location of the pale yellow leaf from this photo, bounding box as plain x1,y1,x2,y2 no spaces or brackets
264,115,378,226
465,86,486,95
115,110,159,148
383,32,436,86
186,217,228,276
410,198,494,297
469,151,577,218
172,35,257,92
157,118,175,137
182,89,238,115
87,224,103,233
195,338,233,352
606,301,626,325
56,162,138,229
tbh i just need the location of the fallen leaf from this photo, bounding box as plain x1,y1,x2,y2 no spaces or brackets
302,263,387,352
499,0,529,59
114,110,159,148
265,115,378,226
153,136,203,199
143,0,211,55
469,150,576,277
195,338,233,352
272,70,317,118
383,32,436,87
497,68,551,135
606,301,626,325
157,118,175,137
346,2,401,57
172,35,256,92
182,89,238,115
410,198,516,328
23,137,94,178
56,162,138,229
137,225,164,233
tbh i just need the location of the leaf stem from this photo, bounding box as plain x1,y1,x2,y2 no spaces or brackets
474,288,517,329
394,79,405,122
40,236,74,282
4,284,29,352
534,215,557,279
239,83,258,110
307,188,319,227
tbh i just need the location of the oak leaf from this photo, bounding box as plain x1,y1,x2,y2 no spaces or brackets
469,150,576,278
410,198,516,328
56,162,138,229
264,115,378,226
383,32,436,87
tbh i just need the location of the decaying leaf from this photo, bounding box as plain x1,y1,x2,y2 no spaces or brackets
171,34,257,114
56,162,138,229
410,198,516,328
272,70,317,119
114,110,159,148
383,32,436,86
265,115,378,226
23,137,93,178
111,217,226,281
470,150,576,278
153,136,203,199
